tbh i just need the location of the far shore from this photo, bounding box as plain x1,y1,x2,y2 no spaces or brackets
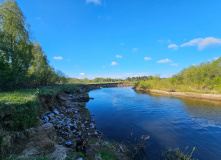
133,87,221,102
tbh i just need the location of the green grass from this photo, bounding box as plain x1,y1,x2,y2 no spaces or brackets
96,150,115,160
162,147,196,160
0,89,40,131
0,84,85,131
135,79,221,94
66,152,86,160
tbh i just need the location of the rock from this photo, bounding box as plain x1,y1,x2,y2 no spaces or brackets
50,145,67,160
18,147,40,159
65,141,73,147
90,123,95,129
53,109,59,115
72,130,76,133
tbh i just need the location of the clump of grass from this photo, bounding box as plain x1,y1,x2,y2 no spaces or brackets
161,146,196,160
88,138,97,144
96,150,115,160
66,152,86,160
0,89,40,131
82,107,90,120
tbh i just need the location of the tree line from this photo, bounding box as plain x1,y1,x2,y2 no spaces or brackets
0,0,67,91
67,77,124,83
135,58,221,93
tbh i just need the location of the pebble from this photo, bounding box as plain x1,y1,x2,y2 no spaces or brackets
65,141,73,147
54,109,59,115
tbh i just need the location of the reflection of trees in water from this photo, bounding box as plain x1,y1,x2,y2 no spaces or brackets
181,98,221,124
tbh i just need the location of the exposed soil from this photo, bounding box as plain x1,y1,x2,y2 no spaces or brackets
0,83,133,160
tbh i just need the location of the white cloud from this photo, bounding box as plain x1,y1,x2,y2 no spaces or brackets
86,0,101,4
132,48,138,52
120,43,125,45
209,57,219,61
79,73,85,76
170,63,178,66
116,55,122,58
181,37,221,50
157,58,172,63
168,44,179,50
102,66,106,68
53,56,63,60
144,57,152,60
110,62,119,65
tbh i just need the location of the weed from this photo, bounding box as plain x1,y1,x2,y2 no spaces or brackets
82,107,90,120
66,152,86,160
96,150,115,160
161,146,196,160
88,138,97,144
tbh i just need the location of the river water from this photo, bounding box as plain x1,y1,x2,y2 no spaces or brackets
86,87,221,160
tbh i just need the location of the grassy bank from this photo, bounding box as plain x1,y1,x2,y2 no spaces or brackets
135,58,221,94
0,84,82,131
0,82,127,131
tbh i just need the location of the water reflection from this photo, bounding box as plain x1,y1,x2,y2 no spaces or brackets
86,87,221,160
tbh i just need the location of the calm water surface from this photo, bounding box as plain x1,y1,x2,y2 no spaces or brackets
86,87,221,160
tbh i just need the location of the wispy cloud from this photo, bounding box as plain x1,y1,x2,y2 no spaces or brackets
181,37,221,50
170,63,178,66
157,58,172,63
168,44,179,50
86,0,101,4
133,48,138,52
158,39,171,43
53,56,63,60
110,62,119,65
116,55,122,58
36,17,41,20
209,57,219,61
102,66,106,68
120,43,125,45
79,73,85,76
144,57,152,60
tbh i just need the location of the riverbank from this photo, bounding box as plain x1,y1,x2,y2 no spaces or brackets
133,87,221,102
0,83,133,160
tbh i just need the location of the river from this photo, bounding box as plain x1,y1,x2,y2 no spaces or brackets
86,87,221,160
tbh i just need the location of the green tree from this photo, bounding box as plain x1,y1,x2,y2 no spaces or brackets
0,0,32,90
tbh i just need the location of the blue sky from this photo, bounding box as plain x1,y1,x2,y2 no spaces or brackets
16,0,221,79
